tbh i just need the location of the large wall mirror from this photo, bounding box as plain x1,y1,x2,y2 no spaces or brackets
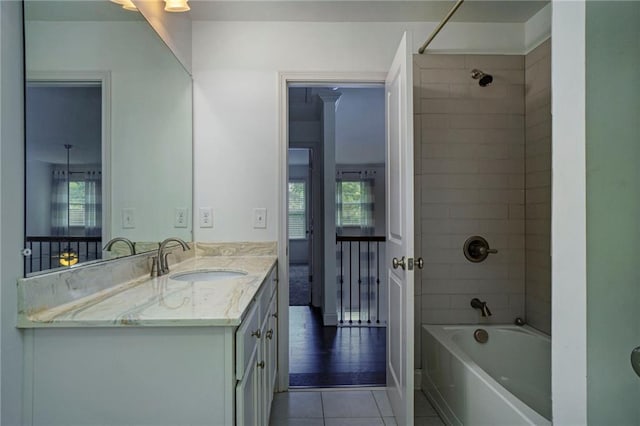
24,0,193,276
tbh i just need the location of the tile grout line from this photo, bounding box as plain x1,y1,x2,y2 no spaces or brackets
370,390,384,419
320,391,326,425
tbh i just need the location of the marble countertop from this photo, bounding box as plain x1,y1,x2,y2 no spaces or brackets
19,256,277,328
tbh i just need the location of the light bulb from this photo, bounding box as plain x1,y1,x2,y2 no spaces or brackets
121,0,138,11
164,0,190,12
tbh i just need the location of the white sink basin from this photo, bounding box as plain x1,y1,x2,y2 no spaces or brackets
170,269,247,282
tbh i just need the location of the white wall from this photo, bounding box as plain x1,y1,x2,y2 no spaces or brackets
551,1,587,423
26,20,192,243
26,160,52,236
192,20,526,244
336,87,385,164
525,3,552,53
0,1,25,424
133,0,192,74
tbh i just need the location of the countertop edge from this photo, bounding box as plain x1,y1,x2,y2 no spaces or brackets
18,256,277,329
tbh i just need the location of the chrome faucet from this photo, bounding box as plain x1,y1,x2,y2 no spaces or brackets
103,237,136,255
156,237,190,276
470,298,492,317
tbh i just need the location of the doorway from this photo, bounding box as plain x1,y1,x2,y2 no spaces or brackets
24,78,107,275
288,147,314,307
287,84,387,387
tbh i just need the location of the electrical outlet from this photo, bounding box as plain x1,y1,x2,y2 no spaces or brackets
253,208,267,229
122,208,136,229
174,208,188,228
199,207,213,228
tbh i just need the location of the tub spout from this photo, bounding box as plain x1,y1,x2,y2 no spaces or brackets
470,298,492,317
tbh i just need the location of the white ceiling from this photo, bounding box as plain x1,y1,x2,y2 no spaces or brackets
188,0,550,23
25,1,144,21
25,0,549,24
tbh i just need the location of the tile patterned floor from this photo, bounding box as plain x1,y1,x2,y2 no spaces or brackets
269,389,444,426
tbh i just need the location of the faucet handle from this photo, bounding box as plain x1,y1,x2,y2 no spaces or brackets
150,256,160,277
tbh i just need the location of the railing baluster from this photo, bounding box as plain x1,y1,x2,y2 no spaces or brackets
367,241,371,323
376,241,380,324
349,242,352,324
358,241,361,324
30,241,34,275
335,235,385,327
339,241,344,324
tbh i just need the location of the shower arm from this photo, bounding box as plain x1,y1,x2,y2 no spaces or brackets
418,0,464,54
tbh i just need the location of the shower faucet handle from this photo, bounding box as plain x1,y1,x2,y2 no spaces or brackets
463,236,497,263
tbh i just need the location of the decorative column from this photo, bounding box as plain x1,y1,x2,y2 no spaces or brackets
318,91,341,326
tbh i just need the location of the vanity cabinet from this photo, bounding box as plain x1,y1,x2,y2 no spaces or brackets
236,266,278,426
22,261,278,426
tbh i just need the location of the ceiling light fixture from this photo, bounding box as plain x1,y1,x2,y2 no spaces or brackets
110,0,138,12
164,0,190,12
121,0,138,11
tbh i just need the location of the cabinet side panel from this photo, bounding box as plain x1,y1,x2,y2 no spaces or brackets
32,327,229,426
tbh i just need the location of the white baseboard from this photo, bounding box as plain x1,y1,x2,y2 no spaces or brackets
323,312,338,326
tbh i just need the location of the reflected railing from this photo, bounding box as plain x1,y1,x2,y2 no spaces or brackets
25,236,101,275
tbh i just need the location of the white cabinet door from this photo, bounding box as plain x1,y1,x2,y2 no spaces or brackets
266,294,278,414
236,265,278,426
236,346,259,426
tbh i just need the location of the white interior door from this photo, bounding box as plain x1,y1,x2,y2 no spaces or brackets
385,32,414,425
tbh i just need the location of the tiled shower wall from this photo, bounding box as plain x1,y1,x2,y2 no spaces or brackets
414,53,526,332
524,40,551,334
413,45,553,366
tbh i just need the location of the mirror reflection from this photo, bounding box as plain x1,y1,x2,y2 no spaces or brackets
24,0,193,276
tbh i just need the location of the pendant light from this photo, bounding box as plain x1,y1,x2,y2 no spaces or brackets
59,251,79,267
59,144,79,267
164,0,190,12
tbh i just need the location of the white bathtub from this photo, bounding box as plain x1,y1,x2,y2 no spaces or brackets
421,325,551,426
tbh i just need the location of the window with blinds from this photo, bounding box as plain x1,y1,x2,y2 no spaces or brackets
288,181,306,239
68,180,86,227
337,179,374,229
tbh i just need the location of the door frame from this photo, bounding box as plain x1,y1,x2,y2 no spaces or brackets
287,144,321,307
277,72,387,391
25,70,112,248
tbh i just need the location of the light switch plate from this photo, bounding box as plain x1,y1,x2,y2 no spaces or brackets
174,208,188,228
199,207,213,228
253,208,267,229
122,208,136,229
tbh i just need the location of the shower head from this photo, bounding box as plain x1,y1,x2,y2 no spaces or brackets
471,69,493,87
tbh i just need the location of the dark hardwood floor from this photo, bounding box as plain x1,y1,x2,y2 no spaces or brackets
289,305,386,387
289,264,310,306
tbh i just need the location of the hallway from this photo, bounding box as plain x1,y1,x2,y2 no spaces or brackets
289,306,385,387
